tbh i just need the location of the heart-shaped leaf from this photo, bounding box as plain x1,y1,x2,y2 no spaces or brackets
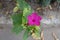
12,25,23,34
23,7,33,17
11,13,23,34
11,13,23,25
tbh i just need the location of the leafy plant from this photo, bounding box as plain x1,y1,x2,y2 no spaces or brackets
11,0,42,40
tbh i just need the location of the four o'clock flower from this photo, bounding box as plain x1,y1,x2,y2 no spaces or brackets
27,12,42,26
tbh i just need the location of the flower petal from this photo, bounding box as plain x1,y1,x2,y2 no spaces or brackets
27,12,42,26
35,21,40,26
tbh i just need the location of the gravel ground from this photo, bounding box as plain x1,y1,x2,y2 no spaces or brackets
0,24,60,40
0,10,60,40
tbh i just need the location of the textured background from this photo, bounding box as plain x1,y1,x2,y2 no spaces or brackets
0,0,60,40
0,9,60,40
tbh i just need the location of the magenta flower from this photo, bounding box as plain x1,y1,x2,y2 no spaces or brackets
27,12,42,26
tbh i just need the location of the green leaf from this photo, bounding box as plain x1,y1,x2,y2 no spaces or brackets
17,0,24,10
23,29,29,40
23,7,33,17
34,26,40,37
27,26,35,30
17,0,31,10
35,30,40,37
23,1,30,8
11,13,23,34
12,25,23,34
11,13,23,25
22,16,27,24
17,0,33,17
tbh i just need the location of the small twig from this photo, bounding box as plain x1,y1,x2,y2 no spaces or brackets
41,30,44,40
49,5,52,10
52,32,59,40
